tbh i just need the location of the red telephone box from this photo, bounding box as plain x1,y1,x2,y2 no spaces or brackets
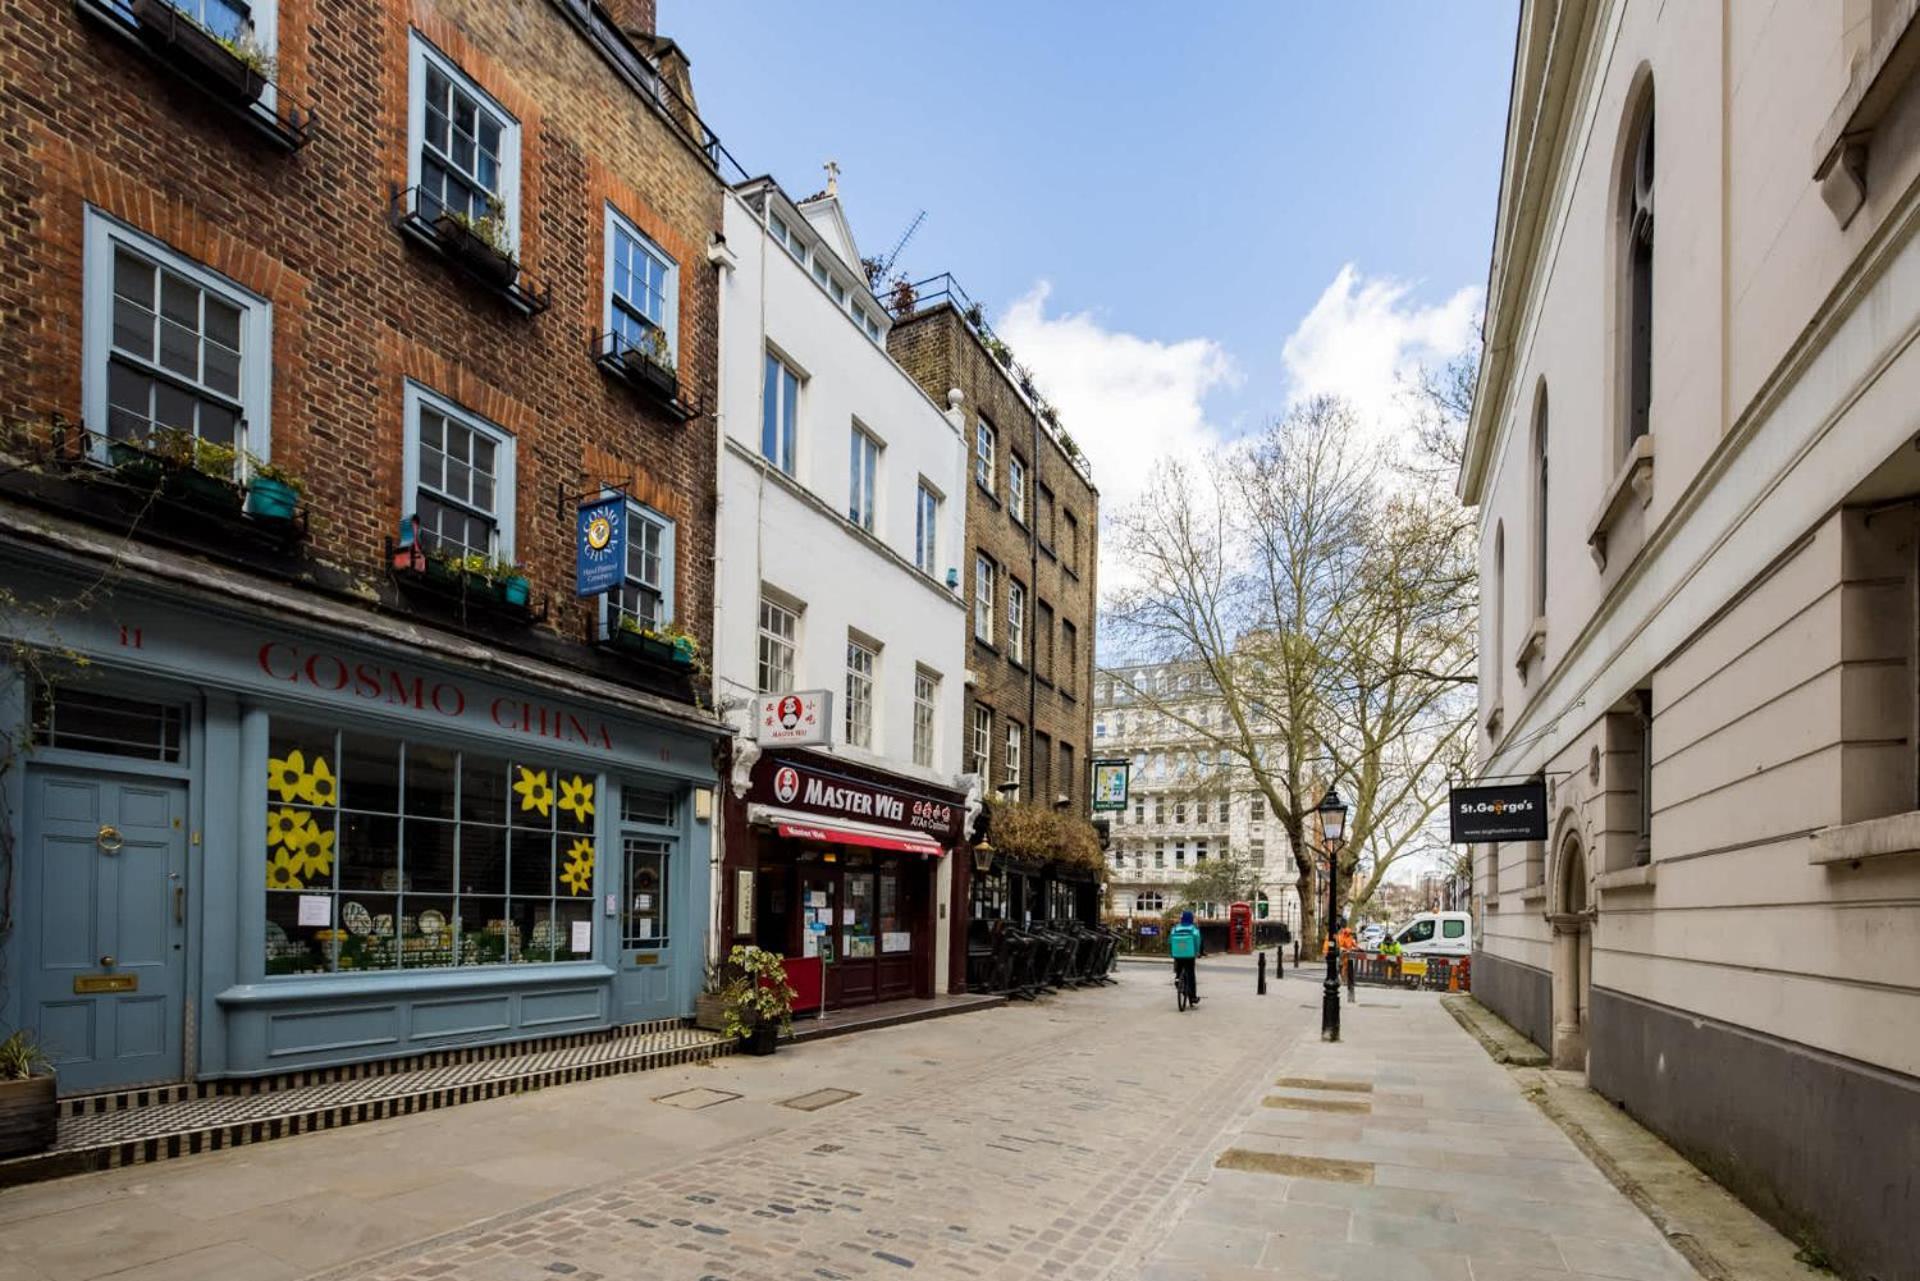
1228,901,1254,954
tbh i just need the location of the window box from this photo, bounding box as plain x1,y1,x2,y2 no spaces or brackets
387,537,543,625
106,437,166,487
130,0,266,105
609,621,695,667
430,210,518,290
245,473,299,522
622,345,679,401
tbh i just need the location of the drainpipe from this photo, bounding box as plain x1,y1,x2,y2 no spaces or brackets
1027,405,1041,803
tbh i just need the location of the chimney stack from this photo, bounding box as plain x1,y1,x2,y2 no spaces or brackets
601,0,655,38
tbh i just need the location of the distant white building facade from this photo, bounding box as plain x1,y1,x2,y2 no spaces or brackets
709,176,972,1009
1094,662,1300,934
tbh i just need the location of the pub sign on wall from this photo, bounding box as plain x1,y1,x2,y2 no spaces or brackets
1090,759,1131,812
754,691,833,748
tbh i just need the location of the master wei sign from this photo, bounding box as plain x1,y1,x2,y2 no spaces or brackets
1449,781,1548,843
753,691,833,748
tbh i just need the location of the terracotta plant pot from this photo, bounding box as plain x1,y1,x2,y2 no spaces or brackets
0,1075,57,1159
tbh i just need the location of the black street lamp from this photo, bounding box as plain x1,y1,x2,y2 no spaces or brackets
1316,787,1349,1043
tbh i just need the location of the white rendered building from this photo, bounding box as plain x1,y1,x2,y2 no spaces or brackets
708,174,972,1008
1094,662,1301,935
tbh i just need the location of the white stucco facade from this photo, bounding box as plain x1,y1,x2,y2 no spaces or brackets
1462,5,1920,1275
710,177,970,989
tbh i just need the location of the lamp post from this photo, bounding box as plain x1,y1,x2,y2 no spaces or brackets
1316,788,1349,1043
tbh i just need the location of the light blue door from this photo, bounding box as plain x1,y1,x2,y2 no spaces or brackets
25,770,188,1094
613,832,679,1024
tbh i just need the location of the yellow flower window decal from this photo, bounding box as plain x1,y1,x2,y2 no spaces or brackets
306,755,338,807
268,749,311,804
289,825,335,879
559,837,594,895
514,767,554,818
557,775,595,824
265,807,309,849
265,848,305,891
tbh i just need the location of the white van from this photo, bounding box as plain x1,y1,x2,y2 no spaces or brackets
1392,911,1471,957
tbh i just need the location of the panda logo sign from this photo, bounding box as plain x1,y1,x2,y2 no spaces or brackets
773,766,800,804
776,695,804,731
755,690,831,747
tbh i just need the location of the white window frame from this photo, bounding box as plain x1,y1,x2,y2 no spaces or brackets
83,207,273,466
849,424,881,532
974,554,996,644
975,419,996,492
406,32,522,254
1003,721,1023,800
602,204,678,364
914,480,941,576
762,349,801,475
758,595,798,694
845,634,877,750
598,497,676,638
1007,579,1026,664
1008,454,1027,525
402,381,516,559
971,704,992,776
912,669,938,769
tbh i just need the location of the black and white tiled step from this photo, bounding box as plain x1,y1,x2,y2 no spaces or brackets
57,1015,694,1118
3,1022,729,1188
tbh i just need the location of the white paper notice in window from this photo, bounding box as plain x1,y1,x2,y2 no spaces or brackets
571,920,592,953
297,895,332,927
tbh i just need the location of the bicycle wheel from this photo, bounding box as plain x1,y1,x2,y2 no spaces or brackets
1175,970,1189,1012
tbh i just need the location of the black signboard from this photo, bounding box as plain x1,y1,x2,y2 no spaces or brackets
1449,781,1548,843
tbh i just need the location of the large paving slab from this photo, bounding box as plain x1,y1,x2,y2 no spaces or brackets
1125,972,1700,1281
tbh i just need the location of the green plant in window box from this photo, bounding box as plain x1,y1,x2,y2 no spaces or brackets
720,944,796,1055
620,326,678,399
212,27,278,81
616,614,698,666
431,196,517,289
0,1029,57,1160
152,429,243,512
243,452,303,522
128,0,269,105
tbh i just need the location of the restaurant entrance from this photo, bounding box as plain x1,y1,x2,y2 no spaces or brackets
724,748,964,1014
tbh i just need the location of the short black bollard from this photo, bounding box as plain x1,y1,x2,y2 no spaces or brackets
1258,952,1267,995
1275,943,1284,977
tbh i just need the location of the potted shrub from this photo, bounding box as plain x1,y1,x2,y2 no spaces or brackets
244,455,303,522
0,1030,57,1159
106,434,165,486
619,327,678,400
431,197,518,290
720,945,795,1056
130,0,272,104
496,559,531,607
455,551,501,598
614,616,697,665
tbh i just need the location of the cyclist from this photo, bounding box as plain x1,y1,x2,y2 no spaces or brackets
1169,910,1204,1007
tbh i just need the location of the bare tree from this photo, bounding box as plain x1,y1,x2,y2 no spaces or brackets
1105,387,1477,948
1179,850,1261,916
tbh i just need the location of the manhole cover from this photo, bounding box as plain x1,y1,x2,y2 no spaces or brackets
779,1088,860,1112
654,1087,742,1110
1216,1148,1374,1184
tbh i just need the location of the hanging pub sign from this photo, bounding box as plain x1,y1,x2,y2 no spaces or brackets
575,496,627,597
1449,780,1548,843
753,691,833,748
1090,758,1131,812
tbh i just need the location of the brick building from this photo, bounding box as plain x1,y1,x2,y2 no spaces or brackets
0,0,732,1092
886,282,1099,941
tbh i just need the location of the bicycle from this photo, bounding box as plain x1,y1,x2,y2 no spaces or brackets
1173,958,1197,1011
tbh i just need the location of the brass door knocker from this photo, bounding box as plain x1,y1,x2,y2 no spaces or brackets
96,825,124,854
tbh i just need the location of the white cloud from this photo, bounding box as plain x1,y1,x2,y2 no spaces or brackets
1280,264,1480,443
994,281,1237,522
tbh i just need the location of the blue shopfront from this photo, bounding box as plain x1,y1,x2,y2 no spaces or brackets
1,575,720,1095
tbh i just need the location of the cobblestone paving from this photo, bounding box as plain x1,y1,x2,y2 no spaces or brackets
315,960,1303,1281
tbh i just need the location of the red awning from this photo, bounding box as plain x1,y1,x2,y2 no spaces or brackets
775,821,943,858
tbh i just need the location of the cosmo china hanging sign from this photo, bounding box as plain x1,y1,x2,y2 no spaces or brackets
753,691,833,748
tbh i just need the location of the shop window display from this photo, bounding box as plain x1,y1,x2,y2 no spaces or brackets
264,720,598,975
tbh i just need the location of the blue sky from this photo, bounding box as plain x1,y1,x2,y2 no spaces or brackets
664,1,1518,516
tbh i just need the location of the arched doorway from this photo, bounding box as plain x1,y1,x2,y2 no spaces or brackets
1549,828,1593,1070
